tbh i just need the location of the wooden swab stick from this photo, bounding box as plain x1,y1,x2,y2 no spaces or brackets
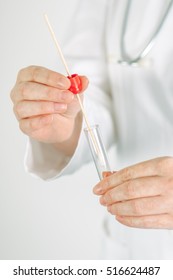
44,14,71,76
44,14,92,130
44,13,102,157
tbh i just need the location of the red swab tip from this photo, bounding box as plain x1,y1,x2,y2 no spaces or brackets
67,74,82,94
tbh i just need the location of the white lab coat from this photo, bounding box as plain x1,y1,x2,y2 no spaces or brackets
25,0,173,259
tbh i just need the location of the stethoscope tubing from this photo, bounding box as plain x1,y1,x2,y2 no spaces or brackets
118,0,173,65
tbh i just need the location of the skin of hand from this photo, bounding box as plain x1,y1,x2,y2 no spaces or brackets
10,65,89,156
93,157,173,229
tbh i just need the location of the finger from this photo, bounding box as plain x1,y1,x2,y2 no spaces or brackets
19,114,53,135
116,214,173,229
12,82,74,103
102,171,117,178
17,66,89,92
93,157,173,194
14,100,67,119
79,76,89,92
99,176,167,206
17,66,71,89
107,196,170,216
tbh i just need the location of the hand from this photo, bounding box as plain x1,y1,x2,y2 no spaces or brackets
93,157,173,229
10,66,88,154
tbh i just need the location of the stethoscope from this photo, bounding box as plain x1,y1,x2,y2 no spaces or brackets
118,0,173,66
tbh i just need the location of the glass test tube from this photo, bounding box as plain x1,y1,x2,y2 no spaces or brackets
84,124,111,180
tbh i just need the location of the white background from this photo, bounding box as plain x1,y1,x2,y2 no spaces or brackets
0,0,106,259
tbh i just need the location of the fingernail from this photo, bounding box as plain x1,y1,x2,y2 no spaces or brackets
102,171,112,178
100,196,107,206
93,185,103,195
116,215,124,221
54,103,67,111
103,171,117,178
57,77,70,89
60,91,74,101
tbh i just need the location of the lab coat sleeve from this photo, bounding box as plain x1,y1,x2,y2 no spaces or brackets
24,0,115,180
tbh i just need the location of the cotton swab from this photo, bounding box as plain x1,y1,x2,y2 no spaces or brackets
44,13,102,157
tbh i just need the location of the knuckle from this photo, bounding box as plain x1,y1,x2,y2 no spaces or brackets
157,156,173,174
19,120,27,134
17,66,32,81
126,181,135,198
104,177,111,189
28,118,39,132
131,200,142,215
45,87,55,100
106,191,113,204
31,66,40,82
18,82,27,100
29,120,38,131
10,82,28,103
145,199,154,212
166,157,173,171
40,102,54,113
107,205,113,214
115,205,121,216
19,118,38,135
17,68,25,80
141,217,149,228
122,216,134,227
44,70,53,84
29,66,54,85
15,102,24,118
13,105,19,119
164,176,173,192
56,75,67,87
121,167,133,182
17,66,37,82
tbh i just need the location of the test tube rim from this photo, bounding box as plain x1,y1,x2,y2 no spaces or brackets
83,124,99,132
